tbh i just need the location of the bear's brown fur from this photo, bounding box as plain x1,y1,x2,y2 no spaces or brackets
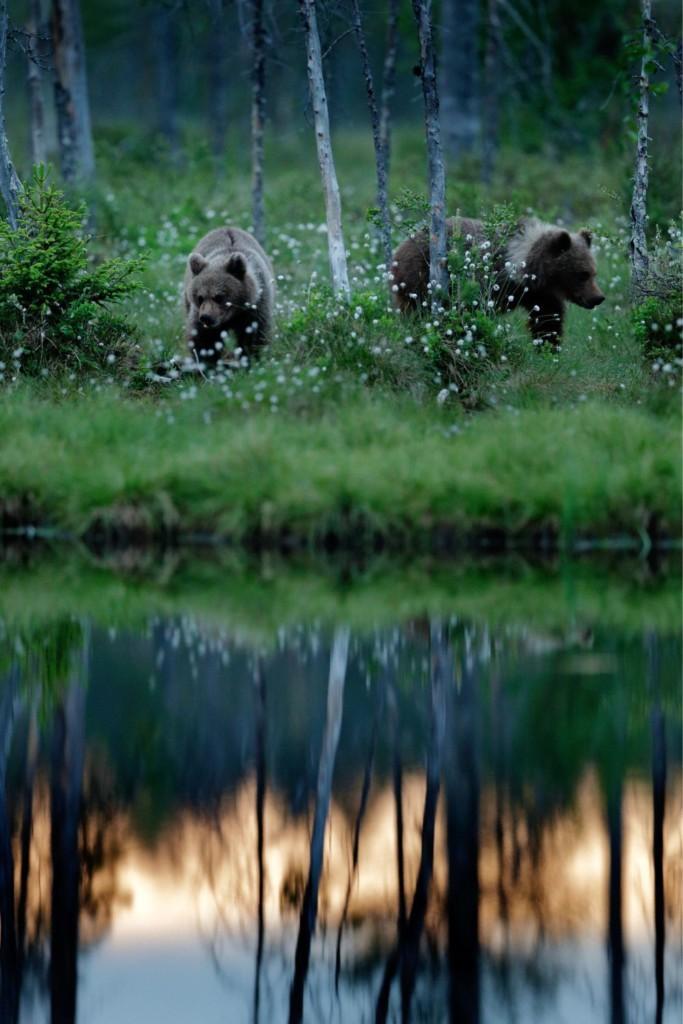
184,227,275,360
391,216,605,344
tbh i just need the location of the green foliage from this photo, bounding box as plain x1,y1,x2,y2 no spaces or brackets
0,167,143,380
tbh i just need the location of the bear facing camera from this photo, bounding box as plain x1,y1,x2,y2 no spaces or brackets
184,227,275,362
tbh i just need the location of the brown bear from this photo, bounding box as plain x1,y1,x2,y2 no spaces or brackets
184,226,275,361
391,216,605,344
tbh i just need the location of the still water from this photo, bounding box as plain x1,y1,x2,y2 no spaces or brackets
0,561,681,1024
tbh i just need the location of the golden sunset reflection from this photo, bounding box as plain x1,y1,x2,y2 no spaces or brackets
72,771,681,951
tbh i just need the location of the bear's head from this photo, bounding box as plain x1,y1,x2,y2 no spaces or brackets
187,252,258,337
539,229,605,309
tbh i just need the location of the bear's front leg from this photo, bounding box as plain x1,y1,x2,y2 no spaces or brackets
527,296,564,348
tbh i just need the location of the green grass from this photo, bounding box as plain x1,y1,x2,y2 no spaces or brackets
0,388,679,546
0,128,680,546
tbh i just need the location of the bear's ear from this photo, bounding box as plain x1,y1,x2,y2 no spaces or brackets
580,228,592,248
189,253,208,275
226,253,247,280
546,230,572,258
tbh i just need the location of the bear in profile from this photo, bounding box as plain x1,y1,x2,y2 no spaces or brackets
391,217,605,344
184,227,275,361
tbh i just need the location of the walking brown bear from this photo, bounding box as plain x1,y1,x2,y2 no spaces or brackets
391,216,605,345
184,227,275,361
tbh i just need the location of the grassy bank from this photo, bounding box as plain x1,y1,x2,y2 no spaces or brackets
0,390,679,547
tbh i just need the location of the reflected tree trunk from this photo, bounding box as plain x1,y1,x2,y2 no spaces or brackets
607,779,625,1024
335,675,381,991
0,666,21,1024
50,632,88,1024
388,674,407,936
447,642,480,1024
253,658,266,1024
647,633,666,1024
376,621,448,1024
16,701,39,979
288,627,350,1024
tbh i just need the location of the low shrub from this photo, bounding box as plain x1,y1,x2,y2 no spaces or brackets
0,167,143,381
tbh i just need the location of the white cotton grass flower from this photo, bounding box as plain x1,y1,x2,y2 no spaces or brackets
437,388,450,406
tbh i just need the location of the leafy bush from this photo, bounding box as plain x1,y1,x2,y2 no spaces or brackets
0,167,143,381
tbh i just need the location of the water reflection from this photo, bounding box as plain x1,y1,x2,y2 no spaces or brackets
0,610,680,1023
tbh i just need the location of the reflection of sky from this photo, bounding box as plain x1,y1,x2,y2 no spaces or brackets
21,772,680,1024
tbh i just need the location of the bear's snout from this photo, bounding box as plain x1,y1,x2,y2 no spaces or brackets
589,294,605,308
199,312,217,328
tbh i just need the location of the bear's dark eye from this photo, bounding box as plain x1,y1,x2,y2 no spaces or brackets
214,294,226,304
196,294,204,305
577,272,590,283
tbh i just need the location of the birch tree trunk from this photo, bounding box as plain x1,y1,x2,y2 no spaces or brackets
51,0,95,183
379,0,399,187
0,0,22,227
298,0,350,299
481,0,501,184
251,0,266,246
629,0,652,296
351,0,392,271
27,0,47,167
412,0,449,303
441,0,481,159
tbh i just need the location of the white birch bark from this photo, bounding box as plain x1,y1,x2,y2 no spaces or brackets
298,0,350,299
412,0,449,303
51,0,95,183
0,0,21,228
630,0,652,295
351,0,392,271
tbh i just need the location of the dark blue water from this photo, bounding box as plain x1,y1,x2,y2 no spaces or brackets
1,586,681,1023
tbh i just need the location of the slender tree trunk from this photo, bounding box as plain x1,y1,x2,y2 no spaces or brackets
481,0,502,184
27,0,47,167
441,0,481,159
156,2,181,160
51,0,95,183
0,667,21,1024
251,0,266,245
412,0,449,303
253,659,266,1024
447,646,481,1024
0,0,21,227
351,0,392,271
50,633,88,1024
379,0,399,184
630,0,652,296
647,633,666,1024
288,627,350,1024
298,0,350,298
207,0,228,166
